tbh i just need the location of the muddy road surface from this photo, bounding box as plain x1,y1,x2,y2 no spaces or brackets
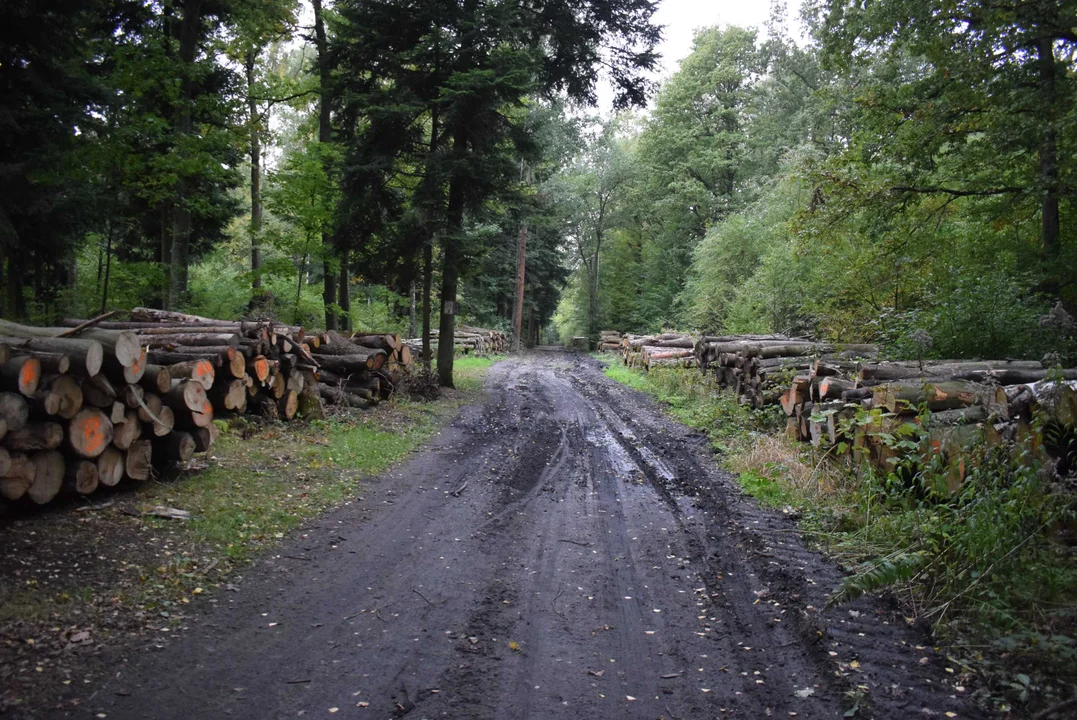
52,354,981,719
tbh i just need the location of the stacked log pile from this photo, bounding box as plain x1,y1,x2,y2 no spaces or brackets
0,317,202,506
694,335,879,409
315,330,413,408
620,332,696,369
689,334,1077,489
404,326,508,360
598,331,622,353
0,311,417,506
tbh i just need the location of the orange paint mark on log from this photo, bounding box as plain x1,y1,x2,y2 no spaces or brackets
81,415,106,455
252,357,269,381
20,360,38,387
202,399,212,415
196,360,214,381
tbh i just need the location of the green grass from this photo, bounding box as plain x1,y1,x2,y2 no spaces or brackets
144,380,490,565
602,359,781,453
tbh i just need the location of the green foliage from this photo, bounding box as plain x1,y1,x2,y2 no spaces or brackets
829,552,927,606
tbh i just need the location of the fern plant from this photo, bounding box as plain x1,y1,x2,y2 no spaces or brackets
828,551,928,606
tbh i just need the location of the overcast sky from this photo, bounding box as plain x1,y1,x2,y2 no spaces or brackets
596,0,803,113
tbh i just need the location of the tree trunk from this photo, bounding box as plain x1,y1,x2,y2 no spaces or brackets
159,204,171,309
421,99,440,371
312,0,337,331
1036,36,1060,261
422,237,433,370
437,117,468,388
513,224,526,352
169,0,204,310
246,51,263,292
409,279,417,340
338,257,351,331
101,222,113,313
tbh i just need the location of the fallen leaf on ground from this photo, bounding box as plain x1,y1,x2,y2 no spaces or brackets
794,687,815,699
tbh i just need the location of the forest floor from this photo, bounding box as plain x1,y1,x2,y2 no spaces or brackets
1,353,982,719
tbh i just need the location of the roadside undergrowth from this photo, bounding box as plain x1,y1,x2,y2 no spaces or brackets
601,356,1077,717
0,357,496,714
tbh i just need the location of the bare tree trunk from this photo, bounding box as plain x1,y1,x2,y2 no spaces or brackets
437,120,467,388
1037,36,1060,260
246,51,263,293
169,0,204,311
101,224,113,314
338,257,351,331
159,204,170,309
312,0,337,330
422,238,433,370
512,224,526,352
409,279,417,339
420,97,440,371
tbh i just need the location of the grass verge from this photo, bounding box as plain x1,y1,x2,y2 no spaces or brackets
601,356,1077,717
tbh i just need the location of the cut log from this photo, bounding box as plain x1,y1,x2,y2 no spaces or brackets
156,431,195,462
211,378,248,411
873,380,988,414
319,384,371,409
68,408,114,458
112,411,142,450
164,379,208,412
279,390,298,419
35,374,83,420
285,371,304,396
30,352,71,374
65,460,99,495
81,374,118,407
270,371,286,399
929,406,988,426
247,355,270,382
2,356,41,396
97,447,124,487
817,377,854,401
297,370,325,419
0,417,6,443
152,405,175,437
0,392,30,432
106,344,148,384
123,383,145,409
857,360,1056,385
124,440,152,481
312,350,386,373
0,335,103,376
1,452,34,500
167,359,216,390
137,392,163,423
224,347,246,378
175,400,213,429
190,423,219,452
138,332,240,348
0,445,8,476
141,364,173,394
109,401,126,424
27,450,64,504
0,321,140,367
3,422,64,451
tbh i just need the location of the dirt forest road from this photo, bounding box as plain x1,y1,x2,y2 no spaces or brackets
55,354,982,720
